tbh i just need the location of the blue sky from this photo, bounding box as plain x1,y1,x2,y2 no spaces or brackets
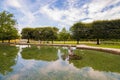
0,0,120,32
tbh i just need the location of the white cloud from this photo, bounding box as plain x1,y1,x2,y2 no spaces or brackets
40,0,120,25
37,0,120,30
1,0,120,31
5,0,21,8
87,0,120,21
40,3,85,26
3,0,37,31
88,0,112,13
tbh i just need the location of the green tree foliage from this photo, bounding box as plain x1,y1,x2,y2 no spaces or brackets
21,27,59,43
21,28,34,43
21,19,120,44
70,19,120,45
42,27,54,41
0,11,19,43
58,27,70,44
92,19,120,45
92,21,107,45
107,19,120,39
70,22,91,44
32,28,43,41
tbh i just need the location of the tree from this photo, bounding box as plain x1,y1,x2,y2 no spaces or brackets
53,27,59,32
21,27,59,44
107,19,120,39
70,22,89,44
41,27,58,44
21,28,34,43
50,27,58,44
92,21,106,45
58,27,70,44
32,28,43,41
92,19,120,45
6,27,19,43
0,11,19,43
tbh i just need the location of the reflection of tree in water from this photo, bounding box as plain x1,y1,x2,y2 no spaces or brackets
21,46,58,61
0,45,18,75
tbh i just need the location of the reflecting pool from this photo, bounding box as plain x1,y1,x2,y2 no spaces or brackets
0,45,120,80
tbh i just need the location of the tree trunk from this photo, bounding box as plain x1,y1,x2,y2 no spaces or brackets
2,40,4,43
96,38,100,45
77,40,79,44
27,38,30,43
52,40,53,44
64,40,65,44
8,40,10,43
15,40,16,43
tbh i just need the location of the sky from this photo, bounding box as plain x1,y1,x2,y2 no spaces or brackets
0,0,120,32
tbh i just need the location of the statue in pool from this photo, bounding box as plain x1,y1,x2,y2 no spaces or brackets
62,46,82,60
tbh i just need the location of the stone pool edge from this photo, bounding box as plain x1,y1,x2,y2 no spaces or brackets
1,43,120,55
76,45,120,55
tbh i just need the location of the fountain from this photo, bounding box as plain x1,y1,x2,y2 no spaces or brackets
62,46,82,60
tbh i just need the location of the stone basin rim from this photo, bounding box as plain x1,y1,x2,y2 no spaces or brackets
0,43,120,55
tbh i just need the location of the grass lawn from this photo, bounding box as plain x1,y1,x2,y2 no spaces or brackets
53,41,120,49
86,43,120,49
1,40,120,49
70,49,120,73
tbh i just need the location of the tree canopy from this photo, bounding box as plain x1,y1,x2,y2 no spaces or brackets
70,19,120,44
58,27,70,44
21,19,120,44
21,27,59,43
0,11,19,43
70,22,91,44
92,20,120,44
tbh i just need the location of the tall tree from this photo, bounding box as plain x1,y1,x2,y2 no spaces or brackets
92,21,106,45
70,22,89,44
32,28,43,41
0,11,19,43
41,27,58,44
59,27,70,44
92,19,120,45
107,19,120,39
21,27,58,44
21,28,34,43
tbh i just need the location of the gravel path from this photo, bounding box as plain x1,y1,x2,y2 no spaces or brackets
76,45,120,55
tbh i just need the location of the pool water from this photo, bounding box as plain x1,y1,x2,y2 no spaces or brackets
0,45,120,80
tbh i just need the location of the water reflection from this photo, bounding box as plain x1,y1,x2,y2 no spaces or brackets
21,46,58,61
0,45,120,80
0,45,18,75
